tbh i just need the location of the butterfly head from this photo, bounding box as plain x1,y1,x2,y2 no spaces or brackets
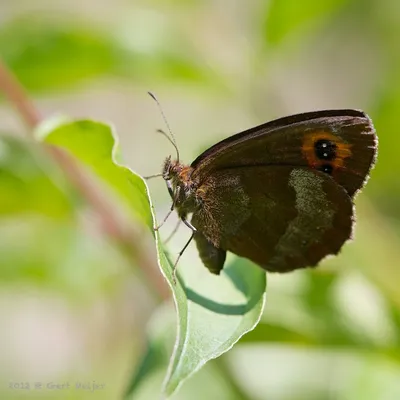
162,156,182,181
162,156,198,215
162,156,194,185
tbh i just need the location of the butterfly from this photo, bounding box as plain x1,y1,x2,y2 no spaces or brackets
155,105,377,278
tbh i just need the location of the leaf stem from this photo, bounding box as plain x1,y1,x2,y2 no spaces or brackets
0,58,170,301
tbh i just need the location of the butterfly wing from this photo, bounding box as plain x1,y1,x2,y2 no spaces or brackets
191,166,353,273
193,231,226,275
191,110,377,198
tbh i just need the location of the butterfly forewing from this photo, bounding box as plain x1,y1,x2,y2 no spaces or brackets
191,110,376,198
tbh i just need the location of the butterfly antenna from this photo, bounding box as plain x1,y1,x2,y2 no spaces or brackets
156,129,179,159
148,91,180,162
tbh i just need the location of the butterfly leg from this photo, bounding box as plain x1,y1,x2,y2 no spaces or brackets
143,173,163,180
171,217,197,284
154,182,178,231
181,217,197,232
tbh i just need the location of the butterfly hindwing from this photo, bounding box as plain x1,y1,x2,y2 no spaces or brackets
193,231,226,275
191,166,353,273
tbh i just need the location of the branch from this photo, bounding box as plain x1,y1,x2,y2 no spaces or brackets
0,58,170,301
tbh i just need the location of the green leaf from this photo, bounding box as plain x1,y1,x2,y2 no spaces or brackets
38,118,266,397
263,0,349,46
38,118,152,228
125,257,266,398
160,257,266,397
124,304,176,396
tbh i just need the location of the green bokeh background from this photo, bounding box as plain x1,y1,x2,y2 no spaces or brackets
1,0,399,399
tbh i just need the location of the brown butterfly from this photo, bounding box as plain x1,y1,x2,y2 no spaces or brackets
155,105,377,278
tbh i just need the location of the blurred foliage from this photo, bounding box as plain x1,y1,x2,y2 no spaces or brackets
262,0,350,46
0,14,222,93
1,0,400,399
0,136,138,400
0,136,74,217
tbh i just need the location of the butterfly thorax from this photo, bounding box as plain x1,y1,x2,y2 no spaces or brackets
163,156,200,216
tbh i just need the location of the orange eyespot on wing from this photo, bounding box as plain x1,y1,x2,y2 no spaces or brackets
301,131,353,172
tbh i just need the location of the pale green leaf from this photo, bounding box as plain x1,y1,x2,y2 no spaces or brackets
38,119,152,228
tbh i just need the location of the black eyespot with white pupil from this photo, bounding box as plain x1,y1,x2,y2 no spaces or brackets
314,139,337,161
318,164,333,175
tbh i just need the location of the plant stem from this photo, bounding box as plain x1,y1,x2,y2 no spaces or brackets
0,61,41,127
